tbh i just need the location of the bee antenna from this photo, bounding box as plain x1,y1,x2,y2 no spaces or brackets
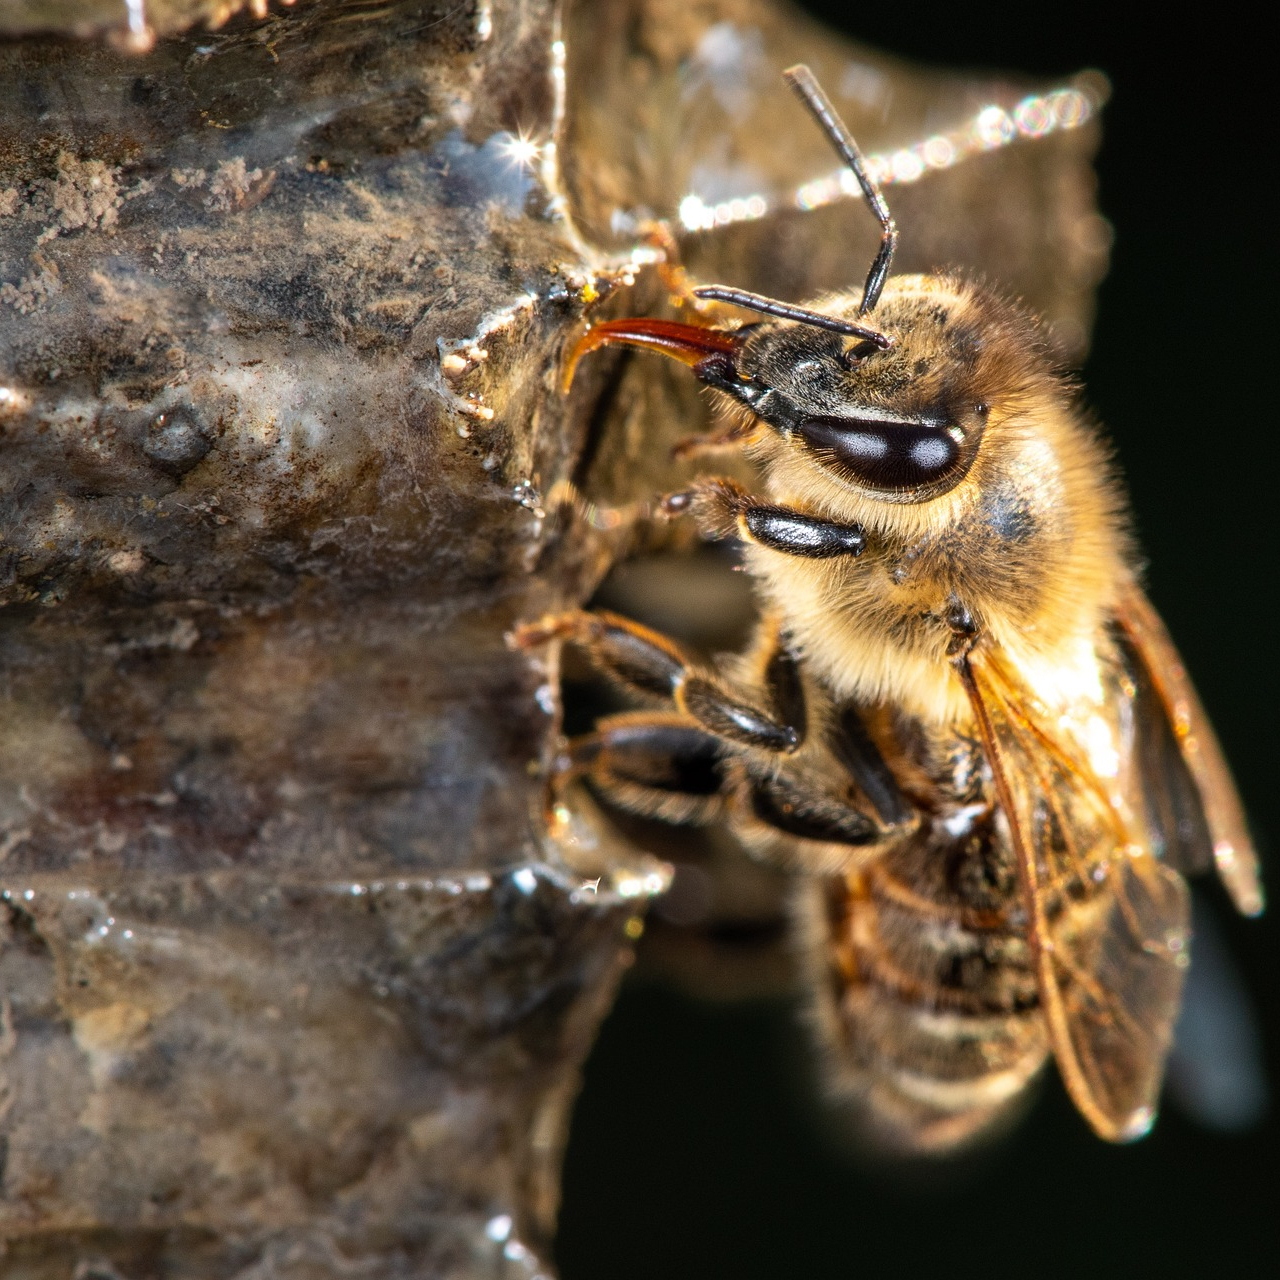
783,64,898,315
691,286,892,348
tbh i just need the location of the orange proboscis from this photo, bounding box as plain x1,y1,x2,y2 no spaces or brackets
562,318,740,392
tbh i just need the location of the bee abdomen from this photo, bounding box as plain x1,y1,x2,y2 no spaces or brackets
799,869,1049,1151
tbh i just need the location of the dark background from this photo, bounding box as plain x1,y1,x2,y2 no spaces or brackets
556,4,1279,1277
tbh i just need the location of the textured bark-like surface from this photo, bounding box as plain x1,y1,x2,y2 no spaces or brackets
0,4,654,1277
0,1,1106,1276
1,0,265,45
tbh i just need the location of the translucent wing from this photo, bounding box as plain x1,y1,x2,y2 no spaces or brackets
1115,582,1263,917
957,648,1191,1141
1115,624,1214,878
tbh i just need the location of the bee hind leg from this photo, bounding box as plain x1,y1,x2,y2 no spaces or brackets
561,711,727,826
510,608,802,754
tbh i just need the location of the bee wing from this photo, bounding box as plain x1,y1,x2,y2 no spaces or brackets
958,650,1191,1142
1114,582,1263,917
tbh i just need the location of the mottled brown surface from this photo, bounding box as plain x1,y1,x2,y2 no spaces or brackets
0,1,1105,1275
2,0,293,44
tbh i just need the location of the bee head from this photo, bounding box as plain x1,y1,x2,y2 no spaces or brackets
564,68,1064,517
715,275,1057,505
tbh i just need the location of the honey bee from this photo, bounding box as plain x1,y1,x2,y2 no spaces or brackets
516,65,1262,1150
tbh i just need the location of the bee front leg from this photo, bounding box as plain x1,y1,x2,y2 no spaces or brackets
670,419,758,462
667,477,866,558
510,609,801,754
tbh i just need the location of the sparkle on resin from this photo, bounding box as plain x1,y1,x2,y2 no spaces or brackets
495,129,542,172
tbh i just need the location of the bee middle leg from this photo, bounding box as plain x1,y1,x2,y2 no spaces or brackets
727,709,919,874
511,608,802,754
668,477,866,558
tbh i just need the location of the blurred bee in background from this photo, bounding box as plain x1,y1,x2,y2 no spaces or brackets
516,66,1262,1150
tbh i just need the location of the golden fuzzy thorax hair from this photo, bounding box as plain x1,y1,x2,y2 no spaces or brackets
733,275,1133,725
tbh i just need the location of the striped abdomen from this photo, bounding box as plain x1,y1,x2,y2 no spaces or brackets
802,812,1055,1150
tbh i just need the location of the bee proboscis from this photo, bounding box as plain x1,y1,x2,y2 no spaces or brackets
516,65,1262,1149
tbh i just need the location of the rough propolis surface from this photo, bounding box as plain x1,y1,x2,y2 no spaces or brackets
0,1,1107,1275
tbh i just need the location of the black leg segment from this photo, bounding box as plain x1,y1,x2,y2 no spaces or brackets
828,704,914,828
671,477,865,559
743,505,866,558
678,677,800,753
571,712,727,825
763,640,807,743
514,608,803,755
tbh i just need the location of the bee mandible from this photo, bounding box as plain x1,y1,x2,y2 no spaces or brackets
516,65,1262,1149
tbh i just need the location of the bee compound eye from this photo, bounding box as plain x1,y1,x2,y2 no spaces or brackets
840,338,884,368
798,415,963,492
